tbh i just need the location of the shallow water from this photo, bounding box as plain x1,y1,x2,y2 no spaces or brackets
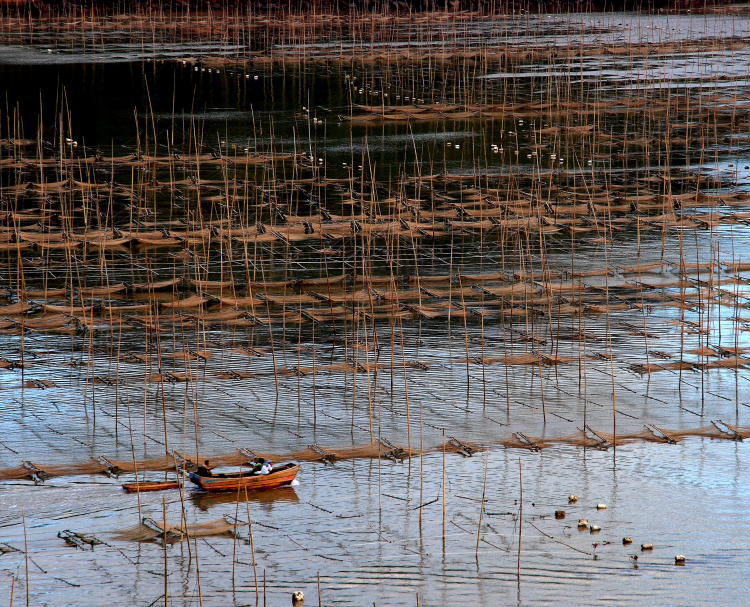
1,9,750,607
2,441,749,606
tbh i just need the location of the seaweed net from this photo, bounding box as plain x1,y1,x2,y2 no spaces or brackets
2,132,749,347
1,260,746,338
113,517,240,542
1,424,748,482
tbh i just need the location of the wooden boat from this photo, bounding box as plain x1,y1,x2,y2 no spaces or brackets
189,462,300,493
122,480,181,493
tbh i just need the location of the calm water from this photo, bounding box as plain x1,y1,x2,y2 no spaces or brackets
1,9,750,607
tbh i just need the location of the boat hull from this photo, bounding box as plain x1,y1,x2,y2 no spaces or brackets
189,463,300,493
122,480,180,493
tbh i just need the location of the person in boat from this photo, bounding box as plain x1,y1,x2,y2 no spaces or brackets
259,459,273,475
196,460,214,477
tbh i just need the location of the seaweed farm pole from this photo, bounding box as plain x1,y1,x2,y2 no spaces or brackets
442,429,447,555
475,452,488,562
730,225,740,420
312,315,317,430
677,226,687,399
577,277,589,430
22,511,28,607
400,319,412,456
602,230,617,462
694,228,705,416
245,496,260,606
317,571,322,607
418,397,425,545
192,537,204,607
9,571,15,607
162,497,169,607
517,458,523,581
231,493,240,596
458,261,472,410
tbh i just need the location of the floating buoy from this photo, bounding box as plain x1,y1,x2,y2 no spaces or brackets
623,537,633,545
596,504,607,510
554,510,566,519
590,525,601,534
675,555,686,565
641,543,654,551
577,519,589,529
292,591,305,606
568,494,578,504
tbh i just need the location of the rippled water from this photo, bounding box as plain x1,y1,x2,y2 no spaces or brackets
1,441,749,606
1,9,750,607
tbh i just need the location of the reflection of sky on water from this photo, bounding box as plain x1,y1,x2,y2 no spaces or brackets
482,51,750,83
280,13,750,53
695,160,750,186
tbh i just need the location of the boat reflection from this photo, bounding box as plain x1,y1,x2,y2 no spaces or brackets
190,485,300,512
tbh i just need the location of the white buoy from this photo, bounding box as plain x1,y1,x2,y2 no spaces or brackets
641,543,654,551
675,555,686,565
577,519,589,529
596,504,607,510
